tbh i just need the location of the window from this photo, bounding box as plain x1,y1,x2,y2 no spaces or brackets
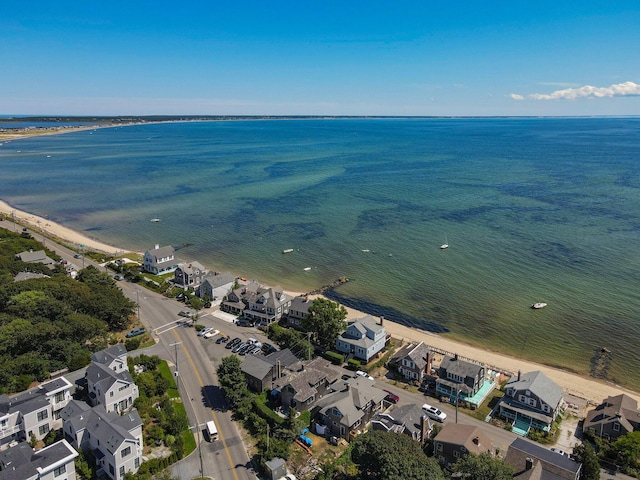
135,457,140,468
613,422,620,432
39,424,50,436
110,391,114,397
54,391,65,403
37,410,49,421
121,446,131,458
53,464,66,477
120,465,125,477
453,450,460,458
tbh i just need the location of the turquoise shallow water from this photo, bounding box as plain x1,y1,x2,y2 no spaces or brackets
1,117,639,388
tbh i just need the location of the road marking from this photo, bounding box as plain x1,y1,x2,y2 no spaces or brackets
171,329,241,480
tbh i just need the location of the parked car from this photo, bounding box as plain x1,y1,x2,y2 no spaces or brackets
178,310,193,317
73,253,82,259
226,337,241,349
126,327,146,338
203,329,220,339
422,403,447,422
114,274,124,281
383,390,400,404
355,370,374,381
249,346,262,355
238,344,253,355
232,342,246,353
198,327,214,337
261,343,276,354
216,335,229,344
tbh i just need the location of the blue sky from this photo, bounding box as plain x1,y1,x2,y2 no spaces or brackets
1,1,639,116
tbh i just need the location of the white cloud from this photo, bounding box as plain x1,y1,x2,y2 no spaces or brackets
510,81,640,101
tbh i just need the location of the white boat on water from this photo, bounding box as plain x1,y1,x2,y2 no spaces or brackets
531,302,547,309
440,235,448,249
303,267,312,271
282,248,294,254
150,218,160,223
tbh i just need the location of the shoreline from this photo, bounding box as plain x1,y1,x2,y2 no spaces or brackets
1,199,639,405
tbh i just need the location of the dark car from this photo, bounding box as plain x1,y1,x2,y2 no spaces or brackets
383,390,400,404
216,335,229,344
125,327,146,338
261,343,277,355
226,337,241,349
232,342,247,354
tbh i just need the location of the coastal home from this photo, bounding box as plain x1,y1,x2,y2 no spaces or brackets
272,357,340,412
197,271,235,303
221,281,261,317
142,244,180,275
285,295,313,330
371,404,432,443
583,394,640,441
0,377,73,449
435,354,491,407
241,349,300,393
243,285,292,326
504,437,581,480
61,401,143,480
15,249,55,266
497,370,564,436
312,377,387,441
0,439,78,480
388,342,432,383
173,261,208,289
85,361,139,413
433,423,494,470
335,315,386,364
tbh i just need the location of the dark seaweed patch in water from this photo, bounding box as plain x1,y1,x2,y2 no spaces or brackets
325,290,449,334
354,202,439,232
85,226,104,232
263,222,325,241
590,347,612,380
531,241,585,267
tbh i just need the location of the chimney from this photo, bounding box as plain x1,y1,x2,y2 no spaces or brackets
304,294,309,302
379,315,384,326
425,351,432,375
420,415,428,447
472,436,480,446
454,353,458,361
525,458,533,471
517,369,521,381
154,244,159,250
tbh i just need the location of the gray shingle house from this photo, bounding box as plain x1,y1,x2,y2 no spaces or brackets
197,271,235,303
433,423,494,470
504,437,581,480
497,370,564,435
371,404,432,443
0,439,78,480
436,354,487,406
241,349,300,393
285,295,312,329
272,357,340,412
222,281,292,325
15,250,55,266
583,394,640,441
335,315,386,364
388,342,432,383
173,261,208,289
85,362,138,413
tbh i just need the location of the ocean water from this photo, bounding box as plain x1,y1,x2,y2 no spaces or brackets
1,117,639,389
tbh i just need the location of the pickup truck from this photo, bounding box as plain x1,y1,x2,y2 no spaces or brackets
125,327,146,338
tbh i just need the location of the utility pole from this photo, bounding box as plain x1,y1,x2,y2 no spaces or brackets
136,290,141,323
455,385,460,424
169,342,182,378
307,332,313,360
189,423,205,478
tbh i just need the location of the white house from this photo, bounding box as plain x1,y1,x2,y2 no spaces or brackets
0,439,78,480
85,362,138,413
142,244,180,275
335,315,386,363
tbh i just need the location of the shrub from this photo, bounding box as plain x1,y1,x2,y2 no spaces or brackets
325,351,344,365
124,337,141,351
347,358,361,370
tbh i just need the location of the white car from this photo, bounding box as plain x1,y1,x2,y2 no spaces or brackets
203,329,220,339
198,327,214,337
355,370,374,381
422,403,447,422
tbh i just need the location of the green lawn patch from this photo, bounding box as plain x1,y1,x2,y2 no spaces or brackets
158,361,180,398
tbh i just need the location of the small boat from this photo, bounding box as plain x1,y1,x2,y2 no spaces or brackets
362,249,370,252
303,267,312,271
150,218,160,223
440,235,448,249
531,302,547,309
282,248,294,254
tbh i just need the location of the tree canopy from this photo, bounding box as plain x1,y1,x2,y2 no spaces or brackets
451,452,514,480
301,297,347,350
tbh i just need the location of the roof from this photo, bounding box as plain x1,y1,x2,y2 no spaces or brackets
14,271,50,281
315,378,387,428
584,393,640,432
15,250,55,264
439,355,484,380
372,404,430,440
63,403,142,450
434,423,494,454
177,261,206,274
0,439,78,480
504,437,581,480
242,348,301,380
0,377,71,416
506,371,564,410
86,362,135,393
201,271,235,289
91,344,127,366
289,295,312,314
273,358,340,402
390,342,430,369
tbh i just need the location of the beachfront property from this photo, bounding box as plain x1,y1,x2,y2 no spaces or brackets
312,376,387,441
61,401,143,480
504,437,581,480
497,370,564,436
0,377,73,450
197,271,235,303
173,261,208,289
371,404,433,443
388,341,432,383
15,249,55,266
285,295,313,330
583,393,640,441
83,346,138,413
221,281,292,326
433,423,495,471
0,439,78,480
271,357,341,412
435,354,493,408
142,244,180,275
335,315,386,364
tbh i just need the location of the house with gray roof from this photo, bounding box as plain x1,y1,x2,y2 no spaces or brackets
14,272,50,282
388,342,432,383
436,354,489,407
497,370,564,436
433,423,495,470
222,281,292,325
15,250,55,266
0,439,78,480
241,349,301,392
0,377,72,449
197,271,235,303
85,361,138,413
371,404,432,443
335,315,386,364
91,344,128,372
272,357,340,412
312,377,387,441
174,261,208,289
142,244,180,275
504,437,581,480
583,393,640,441
285,295,312,329
61,401,143,480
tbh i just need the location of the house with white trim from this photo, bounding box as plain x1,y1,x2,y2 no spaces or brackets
85,362,138,414
335,316,386,364
142,244,180,275
0,439,78,480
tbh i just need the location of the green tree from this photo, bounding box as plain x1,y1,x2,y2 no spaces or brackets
573,442,601,480
216,355,249,408
301,298,347,350
451,452,514,480
612,431,640,471
351,430,445,480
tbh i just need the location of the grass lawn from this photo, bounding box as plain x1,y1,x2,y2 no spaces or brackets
463,388,504,421
158,361,180,399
